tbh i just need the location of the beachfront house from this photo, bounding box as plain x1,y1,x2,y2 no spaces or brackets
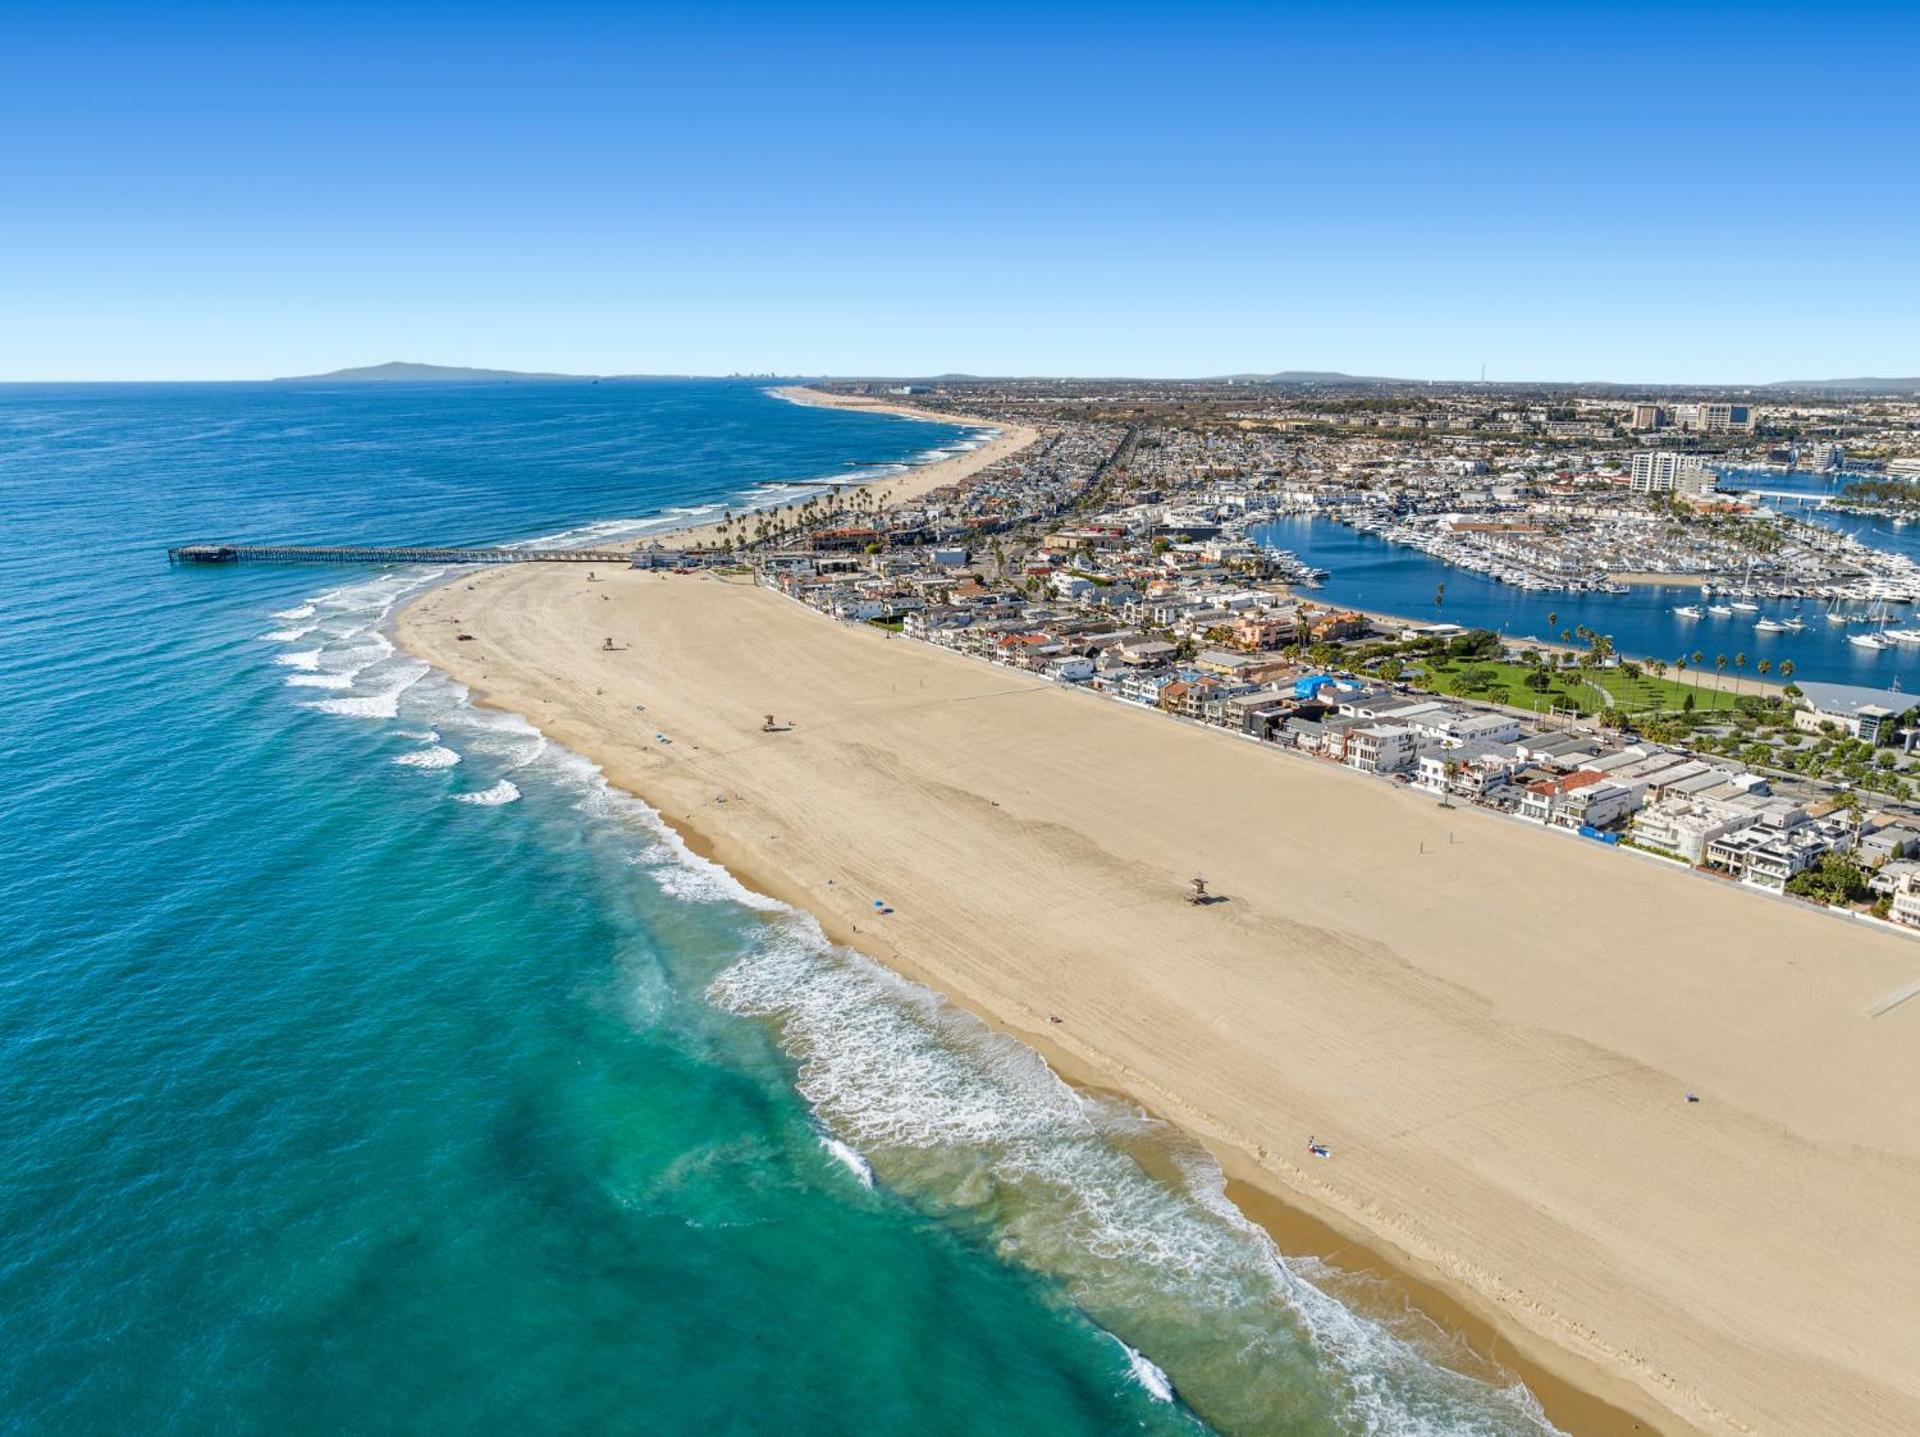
1346,724,1428,776
1415,741,1520,799
1630,794,1762,864
1519,770,1635,831
1116,639,1180,667
1702,801,1855,890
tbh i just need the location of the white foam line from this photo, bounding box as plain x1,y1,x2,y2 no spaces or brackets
1110,1335,1176,1404
452,778,519,805
392,745,461,770
817,1132,875,1189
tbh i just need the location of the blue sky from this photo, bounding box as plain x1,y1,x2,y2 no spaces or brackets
3,2,1916,382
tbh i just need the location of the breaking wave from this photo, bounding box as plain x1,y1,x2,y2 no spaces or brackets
452,779,520,806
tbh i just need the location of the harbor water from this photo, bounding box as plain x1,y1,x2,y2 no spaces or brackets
1255,479,1920,692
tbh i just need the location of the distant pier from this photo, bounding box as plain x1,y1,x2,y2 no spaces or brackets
167,543,633,566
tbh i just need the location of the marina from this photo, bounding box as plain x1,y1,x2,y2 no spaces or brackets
1251,513,1920,691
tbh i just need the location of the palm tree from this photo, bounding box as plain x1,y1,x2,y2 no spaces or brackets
1779,659,1795,685
1547,611,1559,631
1715,654,1729,693
1691,650,1705,668
1757,658,1772,681
1734,652,1748,694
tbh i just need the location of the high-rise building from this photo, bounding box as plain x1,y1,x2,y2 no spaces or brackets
1631,451,1712,494
1629,403,1666,430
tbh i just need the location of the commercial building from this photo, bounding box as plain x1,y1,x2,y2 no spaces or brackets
1681,403,1756,433
1792,682,1915,745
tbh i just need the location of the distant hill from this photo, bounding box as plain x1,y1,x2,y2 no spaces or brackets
1762,377,1920,394
275,361,585,383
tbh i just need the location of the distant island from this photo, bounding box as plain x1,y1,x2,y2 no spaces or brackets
275,361,587,384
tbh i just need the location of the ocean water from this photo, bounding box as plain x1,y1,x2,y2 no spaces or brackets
1,381,1563,1436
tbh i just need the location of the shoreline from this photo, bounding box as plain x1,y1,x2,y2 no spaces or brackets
395,583,1658,1434
636,387,1039,556
389,564,1920,1437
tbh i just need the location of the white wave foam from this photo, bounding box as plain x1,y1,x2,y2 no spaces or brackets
817,1133,874,1189
304,661,428,719
270,603,316,620
1113,1336,1175,1404
710,936,1566,1436
395,728,440,742
392,745,461,769
274,649,321,670
284,672,356,690
452,779,520,806
258,625,316,643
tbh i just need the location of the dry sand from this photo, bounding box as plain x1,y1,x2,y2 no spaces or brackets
399,564,1920,1437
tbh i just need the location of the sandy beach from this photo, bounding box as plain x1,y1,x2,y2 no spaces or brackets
399,560,1920,1437
646,387,1039,554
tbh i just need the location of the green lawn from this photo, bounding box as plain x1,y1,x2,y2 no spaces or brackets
1413,658,1741,716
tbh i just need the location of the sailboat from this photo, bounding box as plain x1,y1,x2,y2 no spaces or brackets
1728,558,1760,612
1852,600,1893,650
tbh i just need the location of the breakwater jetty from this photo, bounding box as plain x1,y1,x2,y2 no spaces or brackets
167,543,632,565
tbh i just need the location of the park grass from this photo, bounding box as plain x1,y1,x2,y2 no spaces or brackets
1413,658,1742,716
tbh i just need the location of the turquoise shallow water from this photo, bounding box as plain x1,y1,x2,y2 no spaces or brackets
1,381,1562,1435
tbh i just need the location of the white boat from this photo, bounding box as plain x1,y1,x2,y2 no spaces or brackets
1673,604,1704,619
1851,632,1891,651
1729,599,1760,613
1886,628,1920,646
1826,611,1850,624
1754,618,1788,633
1707,603,1734,616
1781,617,1806,631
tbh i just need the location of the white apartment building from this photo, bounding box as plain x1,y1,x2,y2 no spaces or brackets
1630,451,1712,494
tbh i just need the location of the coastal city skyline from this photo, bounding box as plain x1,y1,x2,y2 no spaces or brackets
7,3,1920,383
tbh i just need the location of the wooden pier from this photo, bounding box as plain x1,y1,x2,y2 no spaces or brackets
167,543,634,566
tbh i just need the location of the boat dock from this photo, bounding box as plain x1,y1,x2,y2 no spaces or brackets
166,543,633,565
